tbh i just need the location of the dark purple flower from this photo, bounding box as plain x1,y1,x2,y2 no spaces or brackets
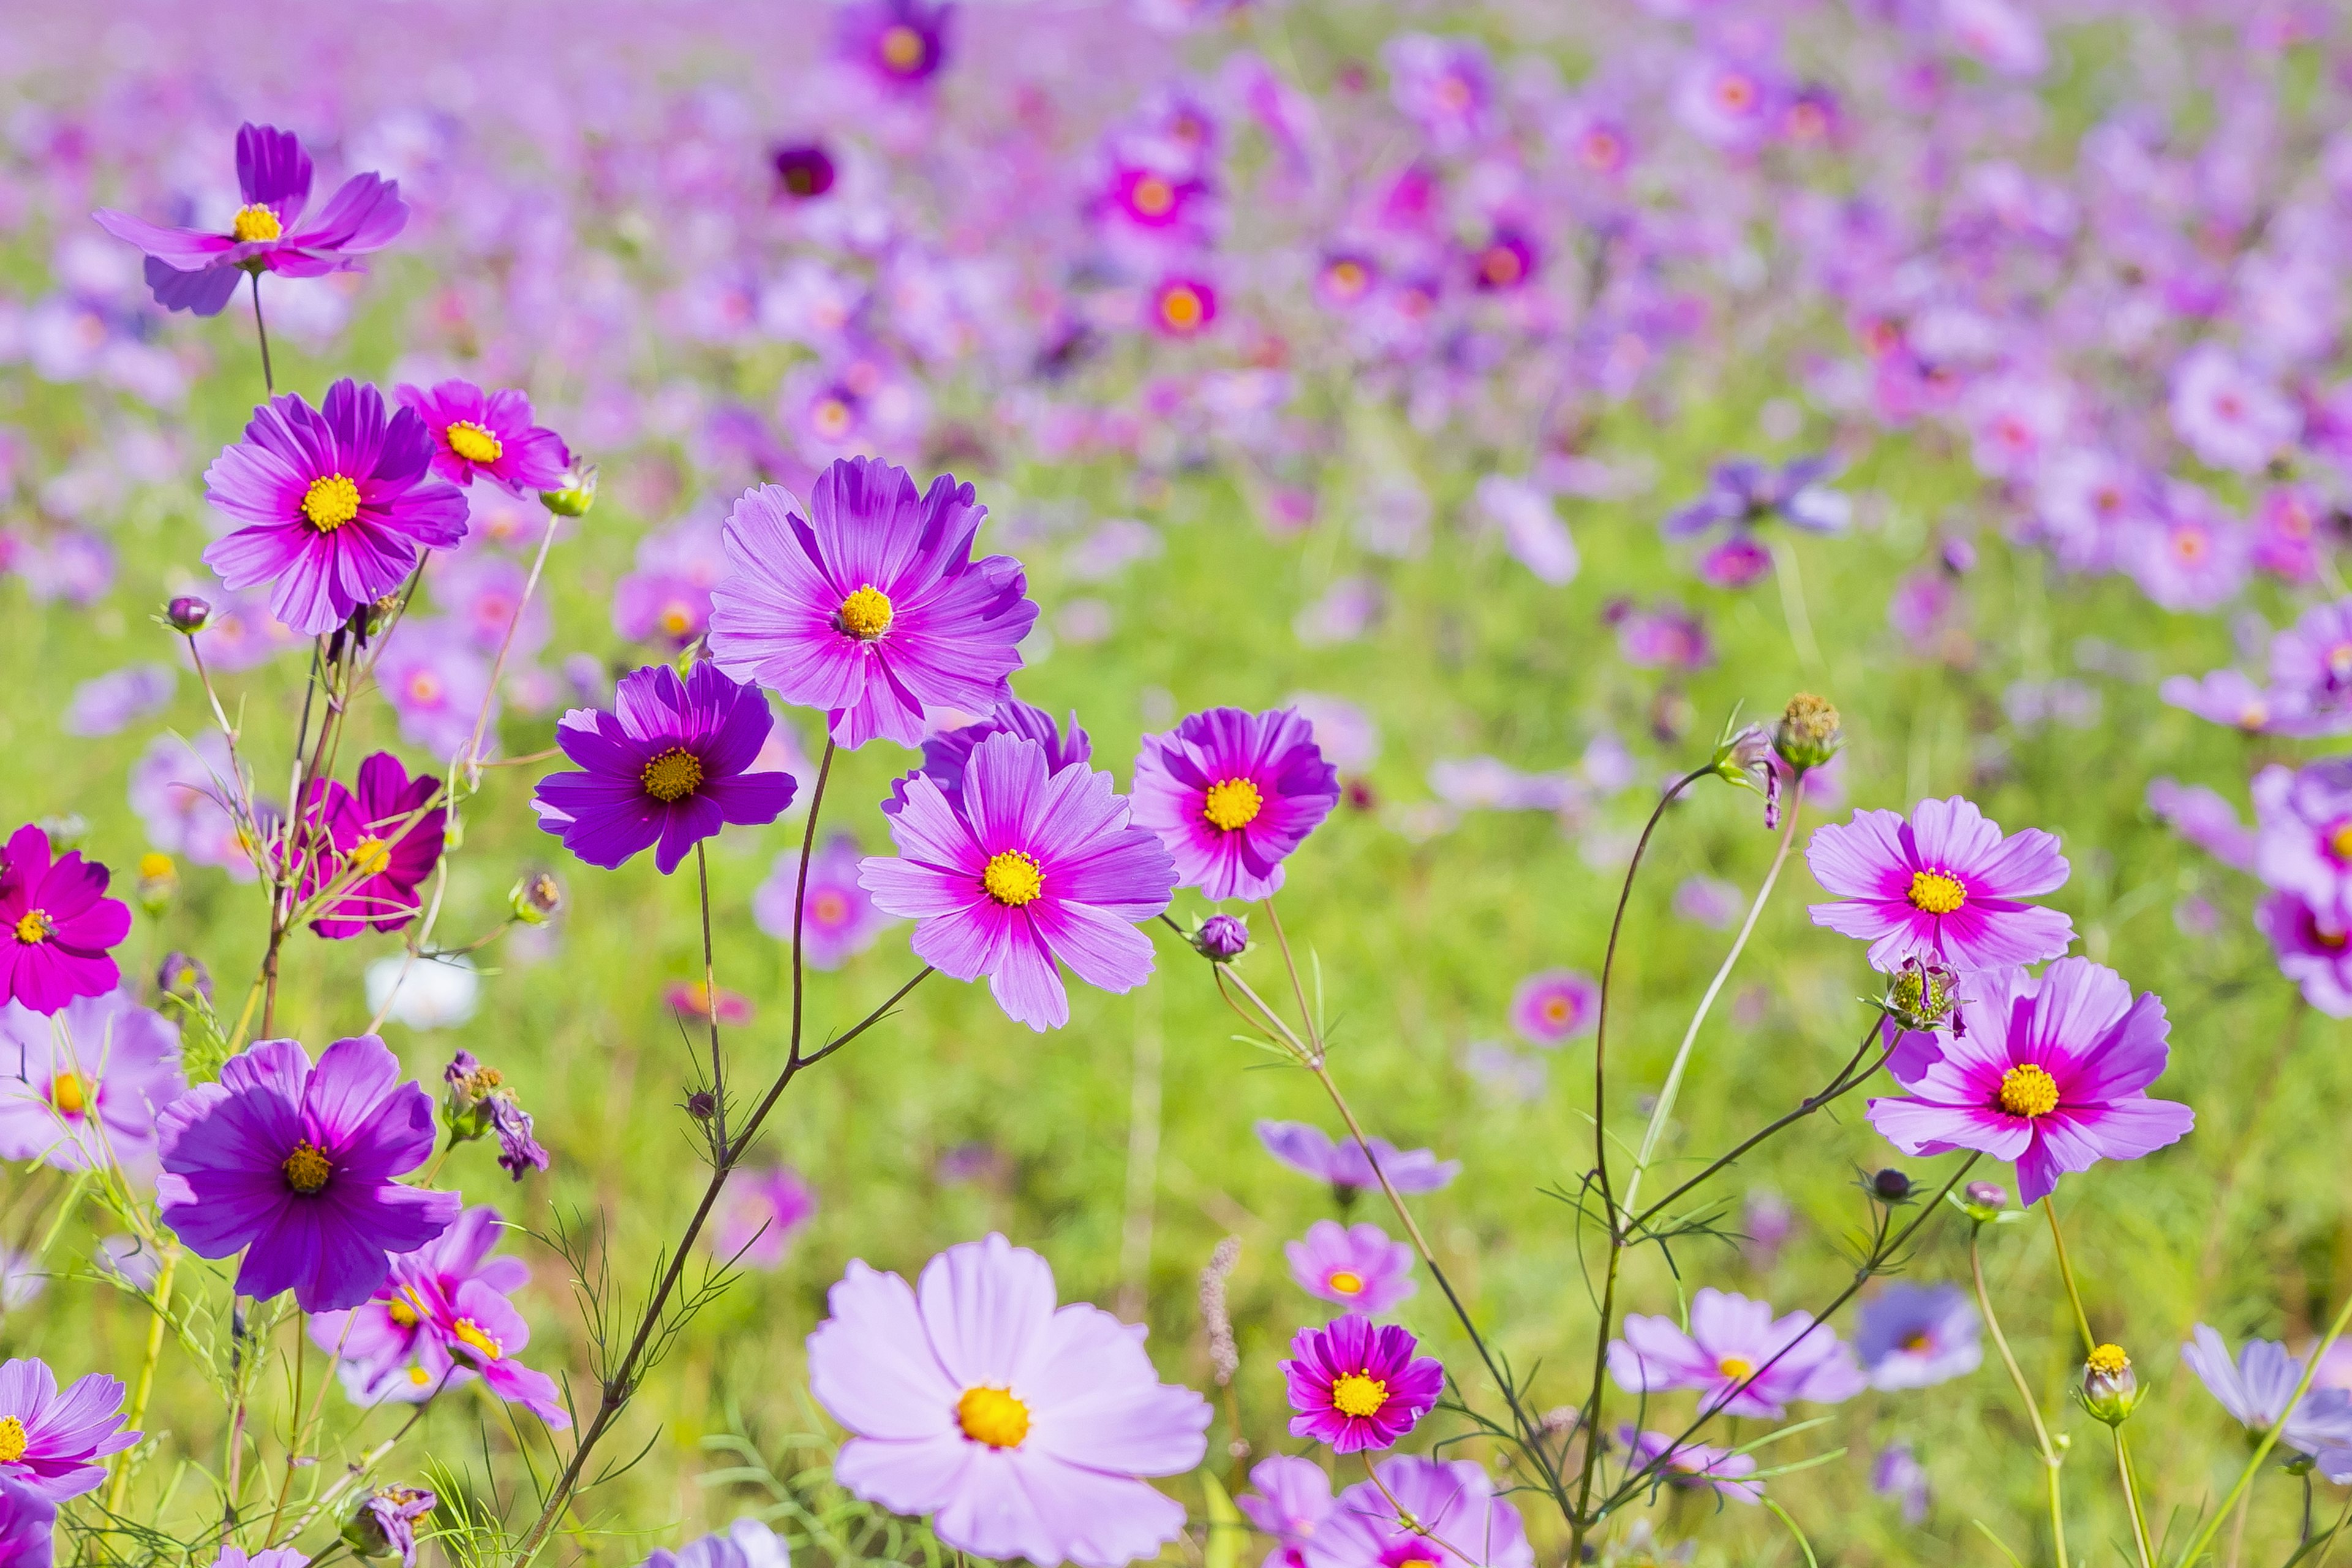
345,1484,435,1568
200,380,469,636
394,380,571,496
1194,913,1248,961
93,123,407,316
772,143,837,200
1665,456,1851,545
0,1359,138,1500
0,826,130,1017
532,663,797,876
293,753,445,939
885,700,1090,818
486,1099,548,1182
1280,1314,1442,1453
1132,708,1339,902
1254,1120,1459,1193
0,1478,52,1568
155,1035,460,1312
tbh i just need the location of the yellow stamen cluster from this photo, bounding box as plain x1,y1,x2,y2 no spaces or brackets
445,421,503,466
1907,870,1967,915
1159,285,1206,331
1997,1063,2061,1119
231,204,282,243
984,850,1045,908
349,836,393,878
880,23,927,72
301,473,363,532
12,910,50,946
283,1139,333,1194
50,1072,85,1117
956,1385,1030,1448
0,1418,24,1464
453,1319,504,1362
837,584,894,639
1326,1270,1364,1296
1130,175,1175,217
2087,1343,2131,1377
1330,1373,1388,1419
1202,777,1263,832
1716,1355,1755,1382
641,747,704,804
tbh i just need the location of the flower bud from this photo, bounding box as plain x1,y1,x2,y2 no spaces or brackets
344,1484,435,1566
509,869,564,925
1953,1179,2009,1224
442,1049,504,1143
542,461,598,518
1882,957,1961,1034
156,952,212,1003
165,595,211,633
1773,692,1844,774
686,1090,717,1121
36,815,88,853
1871,1167,1914,1203
1194,913,1250,962
2081,1343,2139,1426
135,852,178,917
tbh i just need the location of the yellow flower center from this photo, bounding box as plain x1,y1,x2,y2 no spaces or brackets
349,837,393,878
283,1139,333,1194
1907,870,1967,915
1159,285,1206,331
956,1385,1030,1448
1330,1373,1389,1419
1202,777,1263,832
1131,175,1175,216
2330,824,2352,861
1326,1270,1364,1296
837,584,894,639
1716,1355,1754,1381
407,1365,432,1387
880,23,927,72
983,850,1044,907
12,910,50,945
641,747,704,803
232,204,282,243
0,1417,24,1464
1997,1063,2061,1118
139,851,176,881
50,1071,85,1117
1900,1331,1932,1354
1327,259,1368,296
301,473,363,532
452,1319,503,1362
813,398,854,439
2087,1343,2130,1376
386,1293,422,1329
658,603,694,638
445,421,503,466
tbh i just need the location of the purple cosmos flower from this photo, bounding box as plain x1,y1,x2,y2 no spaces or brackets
1509,968,1598,1047
394,380,570,496
753,835,889,970
806,1232,1208,1566
2169,344,2297,474
61,665,175,738
886,701,1090,818
1237,1455,1330,1568
294,753,445,939
2180,1325,2352,1457
214,1546,307,1568
1281,1315,1443,1453
2147,778,2258,872
1611,600,1714,669
0,826,131,1017
1303,1456,1531,1568
201,380,469,636
1872,1442,1931,1524
1675,875,1744,929
2258,891,2352,1016
1131,708,1340,902
2267,599,2352,733
155,1035,460,1312
1255,1121,1460,1193
708,459,1036,750
129,732,257,880
1865,958,2193,1207
2253,760,2352,919
1854,1283,1982,1390
611,570,711,651
1618,1428,1763,1505
0,991,184,1176
1479,475,1580,586
93,123,407,316
0,1480,51,1568
1384,34,1493,150
347,1484,434,1568
1608,1288,1866,1419
1665,456,1851,544
2160,669,2292,734
840,0,951,88
532,662,797,876
773,143,838,201
1806,796,2075,972
638,1518,791,1568
373,626,494,759
0,1358,138,1500
860,731,1175,1031
1147,276,1218,337
434,553,546,658
710,1166,817,1270
2122,484,2252,613
1195,913,1250,960
1284,1221,1415,1317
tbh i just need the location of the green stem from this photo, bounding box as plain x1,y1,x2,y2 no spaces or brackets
2173,1290,2352,1568
1971,1231,2067,1568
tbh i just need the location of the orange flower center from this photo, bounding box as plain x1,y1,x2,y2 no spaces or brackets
50,1071,86,1117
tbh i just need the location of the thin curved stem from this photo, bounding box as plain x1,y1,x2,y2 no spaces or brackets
696,843,727,1156
249,271,275,396
2042,1199,2097,1355
2174,1289,2352,1568
1971,1231,2066,1568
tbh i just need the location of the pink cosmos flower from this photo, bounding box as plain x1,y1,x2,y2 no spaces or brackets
1302,1456,1531,1568
805,1233,1208,1566
1281,1314,1443,1453
1237,1455,1330,1568
292,753,445,939
710,1166,817,1270
374,624,495,759
1806,796,2073,973
1608,1288,1865,1419
0,1358,138,1500
752,835,889,970
2258,891,2352,1017
2253,760,2352,920
1131,707,1340,902
0,991,184,1176
2169,343,2298,474
0,826,132,1017
1255,1121,1460,1193
1509,968,1598,1046
394,380,570,496
1865,958,2194,1206
1284,1221,1415,1316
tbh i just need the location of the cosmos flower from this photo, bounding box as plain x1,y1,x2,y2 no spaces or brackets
886,700,1090,818
0,1479,51,1568
0,1358,139,1500
200,380,469,636
1664,456,1851,543
636,1518,791,1568
346,1484,435,1568
839,0,952,89
293,753,445,939
706,459,1037,750
1237,1455,1330,1568
0,826,132,1017
1284,1221,1415,1316
61,664,175,738
860,731,1175,1031
532,662,797,876
1865,958,2193,1207
2265,599,2352,732
710,1166,818,1270
128,731,257,881
2257,891,2352,1016
806,1233,1209,1566
1618,1428,1763,1505
1305,1457,1530,1568
2146,778,2257,872
2253,759,2352,919
1145,276,1218,338
772,143,838,201
394,380,571,496
372,625,495,759
1608,1288,1866,1419
155,1035,460,1313
1383,33,1493,150
1131,707,1340,902
0,991,184,1175
2160,669,2291,734
1854,1283,1983,1390
1806,796,2074,972
2180,1325,2352,1458
753,835,889,970
1254,1121,1460,1193
93,122,407,315
2169,344,2297,474
1281,1315,1443,1453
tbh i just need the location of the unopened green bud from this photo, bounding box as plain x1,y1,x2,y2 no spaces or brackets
541,461,598,518
2081,1343,2139,1425
1773,692,1844,774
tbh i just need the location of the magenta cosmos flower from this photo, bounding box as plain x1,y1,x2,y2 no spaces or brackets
710,1166,818,1269
293,753,445,939
2258,891,2352,1017
1509,968,1599,1046
0,1479,50,1568
1286,1221,1415,1316
1865,957,2193,1207
1618,1429,1762,1506
1256,1120,1460,1193
92,122,407,316
707,459,1038,750
395,380,571,496
753,835,891,970
806,1232,1208,1566
886,699,1090,818
2253,759,2352,919
0,992,184,1175
1806,796,2074,972
1305,1456,1531,1568
201,380,469,637
1132,707,1340,902
1608,1287,1865,1419
1238,1455,1330,1568
1281,1314,1443,1453
533,662,797,876
0,1358,138,1500
155,1035,459,1312
861,731,1175,1031
0,825,132,1017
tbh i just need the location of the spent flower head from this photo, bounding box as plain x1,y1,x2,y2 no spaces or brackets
1774,692,1844,774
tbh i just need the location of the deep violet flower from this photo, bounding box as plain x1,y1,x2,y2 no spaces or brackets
1237,1455,1330,1568
0,1479,51,1568
93,122,407,316
2258,891,2352,1017
1618,1428,1763,1505
1608,1287,1866,1419
0,991,184,1175
1854,1283,1983,1390
885,700,1090,818
859,731,1175,1031
1864,958,2193,1207
1664,456,1852,543
806,1233,1209,1566
200,380,469,637
752,834,890,969
293,753,445,938
532,663,797,876
0,826,132,1017
2180,1325,2352,1458
1254,1120,1460,1193
1806,796,2075,972
1305,1456,1530,1568
706,459,1037,750
0,1359,138,1501
1281,1314,1443,1453
345,1484,434,1568
638,1518,790,1568
772,143,837,200
1284,1221,1415,1316
155,1035,460,1312
1131,707,1340,902
394,380,571,496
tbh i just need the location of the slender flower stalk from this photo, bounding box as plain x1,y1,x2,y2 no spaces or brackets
2176,1292,2352,1568
1970,1231,2068,1568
